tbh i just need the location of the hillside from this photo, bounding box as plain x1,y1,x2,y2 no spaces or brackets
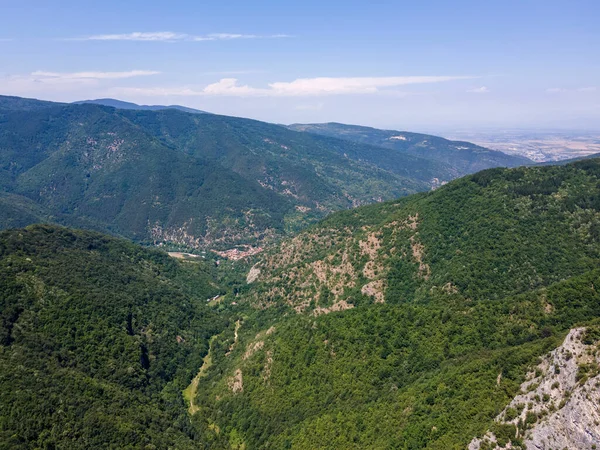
121,109,458,188
246,159,600,310
0,95,475,249
0,102,291,249
1,162,600,448
289,122,532,176
74,98,208,114
187,159,600,449
0,224,230,449
0,95,64,112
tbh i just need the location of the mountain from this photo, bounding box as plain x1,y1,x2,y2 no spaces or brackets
2,161,600,448
246,159,600,309
0,95,64,111
0,95,471,249
537,151,600,166
470,327,600,449
0,101,292,249
0,224,228,449
186,159,600,449
289,122,532,176
74,98,209,114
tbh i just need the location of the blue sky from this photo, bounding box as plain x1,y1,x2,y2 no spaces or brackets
1,0,598,131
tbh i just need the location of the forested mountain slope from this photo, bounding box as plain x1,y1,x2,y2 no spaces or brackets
1,161,600,449
120,109,457,190
0,95,64,112
0,96,466,249
0,102,291,248
247,159,600,310
0,225,230,449
188,159,600,449
289,122,531,176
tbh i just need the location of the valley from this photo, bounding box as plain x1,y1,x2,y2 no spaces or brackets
444,129,600,162
1,96,599,450
0,95,531,251
183,334,218,415
2,2,597,448
2,156,600,449
183,159,600,449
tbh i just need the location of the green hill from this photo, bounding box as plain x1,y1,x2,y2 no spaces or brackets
0,96,531,250
289,122,532,176
0,224,229,449
187,159,600,449
121,109,458,189
0,102,291,249
0,96,464,249
0,95,63,112
2,161,600,448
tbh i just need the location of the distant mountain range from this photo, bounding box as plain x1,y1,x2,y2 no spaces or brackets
289,122,531,176
0,95,208,114
0,95,531,249
73,98,209,114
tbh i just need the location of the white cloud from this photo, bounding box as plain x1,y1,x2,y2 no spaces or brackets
0,70,161,99
114,75,475,98
577,86,597,92
546,87,566,93
76,32,290,42
269,76,474,96
203,78,260,95
31,70,160,80
467,86,489,93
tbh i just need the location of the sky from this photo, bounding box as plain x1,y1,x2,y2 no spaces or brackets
1,0,599,131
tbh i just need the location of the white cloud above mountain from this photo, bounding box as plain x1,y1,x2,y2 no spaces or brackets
31,70,160,80
74,32,290,42
114,75,475,98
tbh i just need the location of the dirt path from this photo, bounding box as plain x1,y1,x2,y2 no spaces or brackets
182,335,217,415
233,320,240,346
183,320,241,415
225,320,241,356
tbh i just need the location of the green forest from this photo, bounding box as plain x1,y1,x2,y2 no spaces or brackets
0,225,230,448
186,159,600,449
1,118,600,448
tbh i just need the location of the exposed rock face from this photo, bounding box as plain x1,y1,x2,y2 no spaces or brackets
469,327,600,450
246,265,261,283
361,279,385,303
228,369,244,394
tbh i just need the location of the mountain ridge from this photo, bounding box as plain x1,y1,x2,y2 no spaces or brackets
0,95,515,249
73,98,209,114
288,122,532,176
